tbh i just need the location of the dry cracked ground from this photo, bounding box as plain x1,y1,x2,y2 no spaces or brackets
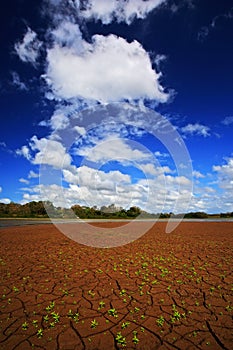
0,221,232,349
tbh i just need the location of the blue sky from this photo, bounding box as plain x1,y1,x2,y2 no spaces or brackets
0,0,232,214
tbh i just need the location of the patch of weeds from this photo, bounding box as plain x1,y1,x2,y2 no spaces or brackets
156,316,165,327
121,321,130,329
115,332,127,347
32,320,38,328
119,289,126,296
67,310,79,322
51,311,60,323
88,290,95,298
108,308,118,318
91,319,99,328
43,314,49,322
12,286,19,293
22,321,29,330
37,329,43,338
98,301,105,310
45,301,55,312
225,305,233,312
132,330,139,345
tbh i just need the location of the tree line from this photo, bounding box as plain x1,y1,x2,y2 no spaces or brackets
0,201,232,219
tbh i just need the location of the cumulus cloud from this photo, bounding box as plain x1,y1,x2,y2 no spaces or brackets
213,157,233,191
28,170,39,178
193,170,205,178
80,0,166,25
77,137,152,163
29,136,72,169
14,27,42,66
63,165,131,189
0,198,11,204
21,168,193,213
19,178,30,184
181,123,210,137
45,28,169,103
16,145,32,160
221,116,233,126
11,72,28,91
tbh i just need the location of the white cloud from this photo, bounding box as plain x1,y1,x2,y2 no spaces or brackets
181,123,210,137
73,126,86,136
16,145,32,160
19,178,30,184
140,163,172,176
77,138,151,163
222,116,233,126
45,30,169,103
193,170,205,178
213,157,233,191
11,72,28,91
28,170,39,178
0,186,2,193
50,112,70,130
63,165,131,190
81,0,166,25
15,27,42,66
0,198,11,204
29,136,72,169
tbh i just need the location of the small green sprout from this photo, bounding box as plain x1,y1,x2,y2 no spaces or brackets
46,301,55,312
32,320,38,328
156,316,165,327
132,331,139,345
22,321,29,330
121,321,130,329
51,311,60,323
115,332,127,347
98,301,105,310
108,308,118,318
91,319,99,328
88,290,95,297
43,315,49,322
37,328,43,338
119,289,126,296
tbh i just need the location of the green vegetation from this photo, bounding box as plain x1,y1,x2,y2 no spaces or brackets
1,200,230,218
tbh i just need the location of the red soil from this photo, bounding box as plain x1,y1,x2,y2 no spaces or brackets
0,222,232,349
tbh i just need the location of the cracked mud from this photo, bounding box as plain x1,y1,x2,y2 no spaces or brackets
0,222,232,349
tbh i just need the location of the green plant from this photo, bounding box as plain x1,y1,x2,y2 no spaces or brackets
121,321,130,329
37,329,43,338
156,316,165,327
22,321,29,330
91,319,99,328
98,301,105,310
119,289,126,296
43,314,49,322
51,311,60,323
132,331,139,345
108,308,118,318
32,320,38,328
46,301,55,312
88,290,95,297
115,332,127,347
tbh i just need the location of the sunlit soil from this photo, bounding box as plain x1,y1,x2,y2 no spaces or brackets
0,222,232,349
